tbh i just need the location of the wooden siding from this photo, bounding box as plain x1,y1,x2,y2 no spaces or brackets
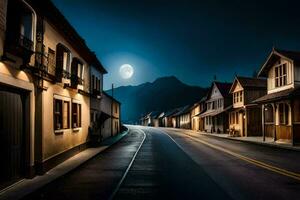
246,107,262,136
276,125,292,140
264,124,274,138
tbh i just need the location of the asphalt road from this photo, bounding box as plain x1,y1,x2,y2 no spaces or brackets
22,125,300,200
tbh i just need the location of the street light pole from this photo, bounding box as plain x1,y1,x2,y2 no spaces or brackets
111,83,114,137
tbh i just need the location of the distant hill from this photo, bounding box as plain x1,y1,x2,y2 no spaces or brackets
106,76,208,124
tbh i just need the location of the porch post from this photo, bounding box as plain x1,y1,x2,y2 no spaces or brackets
273,103,276,142
262,104,265,142
290,100,294,146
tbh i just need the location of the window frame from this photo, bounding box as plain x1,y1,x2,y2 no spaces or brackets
72,102,82,129
275,63,287,88
54,98,70,131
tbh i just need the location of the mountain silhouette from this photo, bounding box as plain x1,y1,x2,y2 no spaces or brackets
106,76,208,123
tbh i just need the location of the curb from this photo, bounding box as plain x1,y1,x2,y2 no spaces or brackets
201,133,300,152
0,130,129,200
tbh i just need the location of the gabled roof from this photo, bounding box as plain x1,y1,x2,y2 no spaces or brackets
164,108,181,117
258,48,300,77
172,105,192,117
206,82,232,99
229,76,267,93
149,111,161,118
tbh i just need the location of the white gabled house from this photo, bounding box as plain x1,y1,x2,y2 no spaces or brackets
200,82,232,133
254,48,300,145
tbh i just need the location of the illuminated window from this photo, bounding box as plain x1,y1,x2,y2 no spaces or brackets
72,103,81,128
275,63,287,87
54,99,70,130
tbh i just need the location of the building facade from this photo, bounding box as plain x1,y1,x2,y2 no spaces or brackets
200,82,232,133
100,92,121,139
0,0,112,187
229,76,266,137
254,48,300,144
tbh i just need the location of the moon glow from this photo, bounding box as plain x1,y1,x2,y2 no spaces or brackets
119,64,134,79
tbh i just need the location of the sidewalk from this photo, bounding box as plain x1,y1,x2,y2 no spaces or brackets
198,131,300,151
0,131,128,200
161,127,300,152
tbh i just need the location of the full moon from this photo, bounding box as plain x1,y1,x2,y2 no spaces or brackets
119,64,134,79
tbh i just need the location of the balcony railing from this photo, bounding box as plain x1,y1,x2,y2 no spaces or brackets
4,34,34,65
34,52,56,77
19,34,34,52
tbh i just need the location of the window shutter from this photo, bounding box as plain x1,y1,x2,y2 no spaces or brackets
55,44,64,82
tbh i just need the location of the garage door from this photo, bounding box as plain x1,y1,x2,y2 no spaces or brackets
0,87,25,186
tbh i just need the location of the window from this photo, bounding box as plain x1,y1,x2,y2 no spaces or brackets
20,8,33,41
91,75,95,90
275,63,287,87
72,103,81,128
240,91,243,102
63,51,71,72
279,103,289,125
78,62,84,80
54,99,70,130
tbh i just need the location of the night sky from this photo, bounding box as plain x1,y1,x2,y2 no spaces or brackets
52,0,300,90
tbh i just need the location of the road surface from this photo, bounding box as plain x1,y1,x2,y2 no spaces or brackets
22,126,300,200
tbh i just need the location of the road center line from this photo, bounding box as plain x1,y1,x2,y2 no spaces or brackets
108,127,147,200
162,129,300,182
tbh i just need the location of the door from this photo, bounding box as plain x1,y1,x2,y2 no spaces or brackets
0,87,25,186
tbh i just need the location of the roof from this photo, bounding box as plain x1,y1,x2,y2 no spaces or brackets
173,105,192,117
253,88,300,103
199,105,232,118
29,0,107,74
164,108,181,117
206,82,232,99
258,48,300,77
102,91,121,104
149,111,161,118
229,76,267,93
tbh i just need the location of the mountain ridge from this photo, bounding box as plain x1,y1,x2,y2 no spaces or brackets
106,76,208,123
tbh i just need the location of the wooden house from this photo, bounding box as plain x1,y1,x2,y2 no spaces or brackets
191,96,207,131
172,105,192,129
200,82,232,133
229,76,267,137
162,108,179,127
254,48,300,145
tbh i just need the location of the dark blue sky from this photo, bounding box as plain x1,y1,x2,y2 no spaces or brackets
53,0,300,89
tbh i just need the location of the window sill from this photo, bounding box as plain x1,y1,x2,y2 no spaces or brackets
54,130,64,135
72,128,81,132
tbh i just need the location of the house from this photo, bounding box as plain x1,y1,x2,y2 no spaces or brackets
162,108,179,127
153,112,164,127
200,82,232,133
148,111,161,126
0,0,107,187
254,48,300,145
191,96,207,131
172,105,192,129
89,57,107,143
229,76,267,137
100,92,121,139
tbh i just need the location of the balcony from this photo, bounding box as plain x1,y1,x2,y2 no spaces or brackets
33,52,56,80
4,34,34,65
70,74,83,89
